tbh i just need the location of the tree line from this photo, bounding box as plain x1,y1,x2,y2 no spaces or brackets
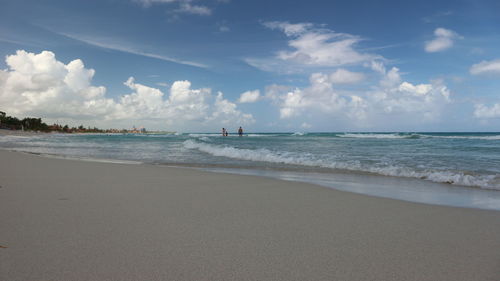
0,111,107,133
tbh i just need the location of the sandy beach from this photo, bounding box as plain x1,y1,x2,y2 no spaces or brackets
0,149,499,281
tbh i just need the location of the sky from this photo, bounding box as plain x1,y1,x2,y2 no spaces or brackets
0,0,499,132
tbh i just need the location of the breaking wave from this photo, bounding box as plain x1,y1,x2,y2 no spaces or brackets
338,133,421,139
183,139,499,190
189,133,277,138
337,133,500,140
430,135,500,140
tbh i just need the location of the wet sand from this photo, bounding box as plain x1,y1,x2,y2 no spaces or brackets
0,150,499,280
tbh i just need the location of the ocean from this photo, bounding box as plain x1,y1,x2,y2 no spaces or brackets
2,132,500,210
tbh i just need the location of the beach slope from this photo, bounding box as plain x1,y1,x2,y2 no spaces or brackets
0,150,499,281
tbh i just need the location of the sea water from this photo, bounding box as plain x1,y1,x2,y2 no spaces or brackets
2,132,500,210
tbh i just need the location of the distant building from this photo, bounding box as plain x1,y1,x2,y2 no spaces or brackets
129,126,146,134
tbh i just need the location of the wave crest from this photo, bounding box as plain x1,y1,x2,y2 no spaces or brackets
338,133,421,139
337,133,500,140
183,139,499,190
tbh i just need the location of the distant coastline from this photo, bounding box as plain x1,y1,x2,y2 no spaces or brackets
0,111,173,135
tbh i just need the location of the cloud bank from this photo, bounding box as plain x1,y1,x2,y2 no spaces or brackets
0,50,253,130
238,90,260,103
265,62,451,128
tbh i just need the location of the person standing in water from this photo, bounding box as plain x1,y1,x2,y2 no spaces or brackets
238,126,243,136
222,128,226,136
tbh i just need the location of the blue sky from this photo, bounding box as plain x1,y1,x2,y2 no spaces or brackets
0,0,499,131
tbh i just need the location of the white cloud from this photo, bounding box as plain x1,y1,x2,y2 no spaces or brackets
249,21,377,72
474,104,500,119
422,11,453,23
59,32,208,68
274,72,366,119
238,90,260,103
369,60,386,74
265,62,451,126
0,50,252,131
176,3,212,15
1,50,110,120
135,0,178,7
470,59,500,76
329,69,365,84
264,84,292,101
209,92,255,125
263,22,314,36
425,28,461,53
369,65,450,120
135,0,212,16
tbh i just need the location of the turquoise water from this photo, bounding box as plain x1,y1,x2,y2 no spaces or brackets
2,132,500,210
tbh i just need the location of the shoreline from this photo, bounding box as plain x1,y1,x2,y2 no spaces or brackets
3,147,500,211
1,149,500,280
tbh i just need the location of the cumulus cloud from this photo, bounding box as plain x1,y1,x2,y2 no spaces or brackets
474,103,500,119
0,50,110,120
238,90,260,103
248,21,377,72
209,92,255,124
0,50,253,130
264,84,292,101
328,69,365,84
274,72,367,120
367,64,451,121
265,62,451,126
425,28,461,53
470,59,500,76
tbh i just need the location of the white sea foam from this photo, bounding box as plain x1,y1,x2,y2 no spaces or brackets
184,139,311,164
338,133,419,139
430,135,500,140
189,133,276,138
189,133,220,137
183,139,500,190
338,133,500,140
246,134,278,137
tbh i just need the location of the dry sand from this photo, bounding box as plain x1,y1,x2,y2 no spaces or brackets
0,149,499,281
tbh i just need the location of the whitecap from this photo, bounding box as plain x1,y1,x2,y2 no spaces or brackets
183,139,500,190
